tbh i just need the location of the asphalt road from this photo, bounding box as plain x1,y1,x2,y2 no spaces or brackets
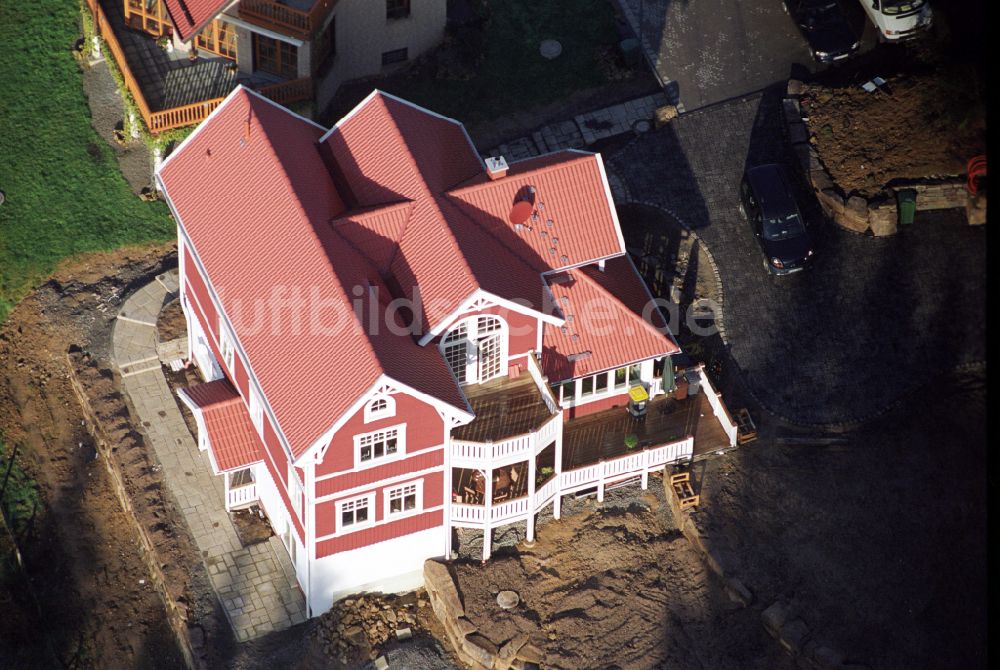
619,0,881,110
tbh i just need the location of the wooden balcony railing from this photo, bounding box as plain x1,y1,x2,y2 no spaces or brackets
258,77,314,106
93,2,225,134
238,0,337,37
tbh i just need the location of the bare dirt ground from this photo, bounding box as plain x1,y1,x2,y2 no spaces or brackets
451,483,795,670
694,370,987,670
802,39,985,197
0,244,237,668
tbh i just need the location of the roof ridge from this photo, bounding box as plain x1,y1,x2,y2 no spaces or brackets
247,95,386,396
446,151,593,197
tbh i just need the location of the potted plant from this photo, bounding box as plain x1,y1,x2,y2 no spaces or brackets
188,46,198,61
624,433,639,451
535,466,554,487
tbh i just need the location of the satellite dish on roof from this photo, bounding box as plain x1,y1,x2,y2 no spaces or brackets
509,185,537,226
509,200,533,226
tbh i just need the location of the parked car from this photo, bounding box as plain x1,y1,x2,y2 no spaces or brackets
738,164,815,275
858,0,933,41
786,0,861,62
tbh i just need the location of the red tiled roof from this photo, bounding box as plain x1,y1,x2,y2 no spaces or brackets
182,380,263,473
159,86,677,461
163,0,228,42
446,151,625,271
159,89,468,459
541,256,679,382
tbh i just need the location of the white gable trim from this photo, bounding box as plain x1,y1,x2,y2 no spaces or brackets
317,89,381,143
418,288,564,347
295,373,474,466
594,152,629,257
176,388,223,475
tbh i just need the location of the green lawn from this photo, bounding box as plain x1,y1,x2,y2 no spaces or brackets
374,0,619,124
0,1,173,322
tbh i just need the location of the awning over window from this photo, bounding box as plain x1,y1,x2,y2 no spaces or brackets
179,380,264,474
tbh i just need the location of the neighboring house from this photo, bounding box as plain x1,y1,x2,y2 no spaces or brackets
86,0,445,133
156,86,738,616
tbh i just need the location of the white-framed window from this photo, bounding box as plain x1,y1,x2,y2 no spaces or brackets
249,386,263,434
218,319,235,371
364,394,396,423
384,480,422,519
337,492,375,532
355,425,405,468
439,315,507,385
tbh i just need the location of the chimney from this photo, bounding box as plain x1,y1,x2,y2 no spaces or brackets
485,155,508,180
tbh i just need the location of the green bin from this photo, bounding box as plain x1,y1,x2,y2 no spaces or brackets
896,188,917,226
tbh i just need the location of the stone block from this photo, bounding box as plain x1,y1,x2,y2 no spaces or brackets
788,122,809,145
762,601,788,636
869,206,898,237
516,643,545,664
779,618,810,655
966,193,986,225
725,577,754,607
783,98,802,123
787,80,805,97
810,169,833,191
811,645,845,670
462,633,498,669
424,560,464,618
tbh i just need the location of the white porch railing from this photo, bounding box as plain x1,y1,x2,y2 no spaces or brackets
534,475,559,512
558,436,694,496
525,351,560,413
450,412,561,468
450,496,531,527
696,366,738,447
451,436,694,526
226,482,258,510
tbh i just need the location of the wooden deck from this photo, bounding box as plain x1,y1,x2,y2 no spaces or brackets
451,375,556,443
562,392,729,471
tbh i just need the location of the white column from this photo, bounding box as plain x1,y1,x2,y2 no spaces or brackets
553,423,563,520
444,432,454,559
224,471,231,511
482,468,493,562
526,451,536,542
597,464,605,503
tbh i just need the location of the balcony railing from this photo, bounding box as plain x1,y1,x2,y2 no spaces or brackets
226,482,258,510
258,77,314,105
695,366,738,447
450,412,561,468
93,1,226,134
450,436,694,527
238,0,338,37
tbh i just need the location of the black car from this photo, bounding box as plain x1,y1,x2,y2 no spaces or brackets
738,164,815,275
786,0,860,63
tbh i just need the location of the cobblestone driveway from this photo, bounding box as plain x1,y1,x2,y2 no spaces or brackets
608,91,986,425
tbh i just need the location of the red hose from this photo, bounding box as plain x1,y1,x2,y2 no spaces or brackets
967,155,986,195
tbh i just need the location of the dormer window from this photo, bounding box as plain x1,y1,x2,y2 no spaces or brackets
364,394,395,423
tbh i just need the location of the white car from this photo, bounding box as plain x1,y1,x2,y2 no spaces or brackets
859,0,933,40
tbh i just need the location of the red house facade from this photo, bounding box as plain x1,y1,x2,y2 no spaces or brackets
156,86,737,616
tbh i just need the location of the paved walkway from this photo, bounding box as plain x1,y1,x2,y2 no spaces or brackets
607,91,987,426
112,271,307,642
484,91,668,160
